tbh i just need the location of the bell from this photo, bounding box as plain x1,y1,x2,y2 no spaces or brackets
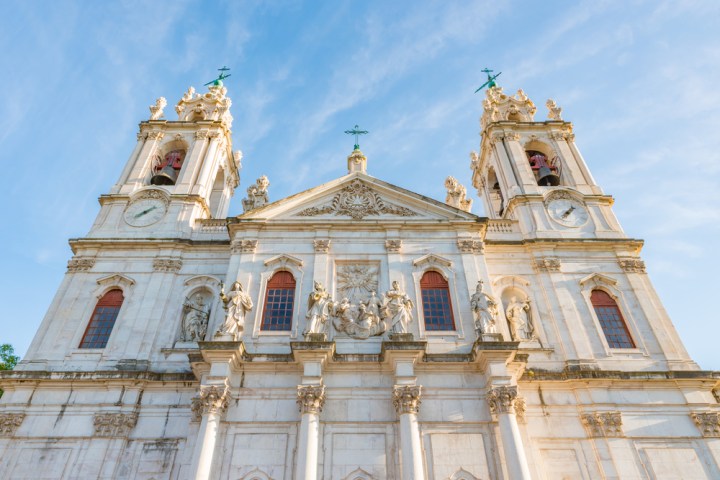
537,166,560,186
150,164,178,186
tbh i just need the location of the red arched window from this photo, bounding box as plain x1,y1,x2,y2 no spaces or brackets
590,290,635,348
261,271,296,331
79,289,124,348
420,271,455,331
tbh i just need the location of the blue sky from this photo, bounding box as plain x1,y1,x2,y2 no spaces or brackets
1,1,718,369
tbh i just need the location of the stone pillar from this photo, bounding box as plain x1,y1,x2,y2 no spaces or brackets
487,386,532,480
189,385,230,480
393,385,425,480
295,385,325,480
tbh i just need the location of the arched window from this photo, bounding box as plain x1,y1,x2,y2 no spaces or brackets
79,289,124,348
590,290,635,348
420,271,455,331
261,271,296,331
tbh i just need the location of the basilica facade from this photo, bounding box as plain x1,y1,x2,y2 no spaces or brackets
1,82,718,480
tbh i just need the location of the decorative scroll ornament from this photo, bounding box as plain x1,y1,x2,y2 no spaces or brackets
67,257,95,273
444,176,472,212
175,85,233,128
692,412,720,437
153,257,183,272
93,412,138,437
457,239,483,254
191,385,230,421
297,385,326,414
296,179,417,220
393,385,422,415
534,257,561,272
242,176,270,212
581,411,623,437
546,99,562,120
481,87,537,131
149,97,167,120
385,239,402,253
314,239,331,253
618,258,646,273
0,413,25,437
487,386,519,415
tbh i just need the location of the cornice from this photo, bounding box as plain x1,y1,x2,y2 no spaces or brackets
69,238,230,254
521,369,720,382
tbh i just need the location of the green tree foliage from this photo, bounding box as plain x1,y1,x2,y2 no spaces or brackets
0,344,19,370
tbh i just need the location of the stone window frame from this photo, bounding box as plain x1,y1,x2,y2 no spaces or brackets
259,270,297,333
579,273,644,356
251,256,304,339
412,260,464,339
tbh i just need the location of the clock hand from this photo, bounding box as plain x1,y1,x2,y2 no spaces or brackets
134,205,158,218
560,205,575,219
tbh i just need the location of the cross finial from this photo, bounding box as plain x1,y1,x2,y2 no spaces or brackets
204,66,232,87
475,68,502,93
344,124,369,150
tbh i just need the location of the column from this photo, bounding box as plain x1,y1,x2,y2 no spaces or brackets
393,385,425,480
193,133,222,197
487,386,532,480
189,385,230,480
295,385,325,480
120,131,165,194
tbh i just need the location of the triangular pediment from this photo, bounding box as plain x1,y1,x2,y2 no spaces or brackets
234,172,482,224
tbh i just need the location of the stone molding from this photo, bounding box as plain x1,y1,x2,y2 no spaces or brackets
297,385,326,415
146,131,164,140
191,385,230,421
457,239,484,254
385,239,402,253
534,257,561,272
0,413,25,437
393,385,422,415
618,257,646,273
487,386,520,415
194,130,210,140
153,257,183,273
691,412,720,437
67,257,95,273
313,239,331,253
581,411,623,437
93,412,138,437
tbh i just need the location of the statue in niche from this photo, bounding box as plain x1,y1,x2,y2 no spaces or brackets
216,281,253,340
470,280,498,336
180,293,211,342
383,281,414,334
304,281,332,337
242,175,270,212
505,296,534,341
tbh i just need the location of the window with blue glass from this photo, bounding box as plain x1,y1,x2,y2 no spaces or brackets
420,271,455,331
79,289,124,348
261,271,296,331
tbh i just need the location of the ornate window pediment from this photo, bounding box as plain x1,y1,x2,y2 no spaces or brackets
413,254,453,270
342,467,375,480
449,468,480,480
184,275,222,288
579,273,617,288
96,274,135,294
264,254,303,269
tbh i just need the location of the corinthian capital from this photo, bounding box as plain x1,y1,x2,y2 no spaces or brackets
191,385,230,421
393,385,422,415
297,385,326,414
487,386,519,415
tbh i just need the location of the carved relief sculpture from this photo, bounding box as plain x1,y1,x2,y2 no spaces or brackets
393,385,422,415
581,412,624,437
505,296,534,341
191,385,230,422
0,413,25,437
385,239,402,253
216,281,253,340
487,386,519,415
304,281,332,337
470,280,499,336
297,385,326,415
180,292,211,342
296,179,417,220
332,294,387,339
93,412,138,437
336,264,379,304
692,412,720,437
444,176,473,212
242,175,270,212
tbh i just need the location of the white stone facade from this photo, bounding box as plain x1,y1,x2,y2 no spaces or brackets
1,85,719,479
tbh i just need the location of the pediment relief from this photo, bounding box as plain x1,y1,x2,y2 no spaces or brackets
264,254,303,268
234,174,481,223
295,179,417,220
413,253,453,269
96,274,135,289
579,273,618,288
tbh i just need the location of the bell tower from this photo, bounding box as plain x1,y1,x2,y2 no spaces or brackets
89,83,241,237
470,87,624,239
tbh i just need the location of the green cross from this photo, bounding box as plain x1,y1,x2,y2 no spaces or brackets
344,124,369,150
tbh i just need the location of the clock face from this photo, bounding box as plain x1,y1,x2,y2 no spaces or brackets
547,198,588,227
123,197,167,227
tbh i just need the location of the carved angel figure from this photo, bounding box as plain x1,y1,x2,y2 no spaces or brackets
180,293,210,342
444,176,473,212
217,281,253,340
470,280,498,336
242,175,270,212
304,281,332,336
383,281,414,334
505,296,534,341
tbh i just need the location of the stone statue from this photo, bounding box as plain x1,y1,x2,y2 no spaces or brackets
242,176,270,212
444,176,473,212
331,295,386,339
180,293,210,342
365,291,383,318
546,98,563,120
505,296,533,341
149,97,167,120
470,280,498,336
217,281,253,340
304,281,332,337
383,281,414,334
